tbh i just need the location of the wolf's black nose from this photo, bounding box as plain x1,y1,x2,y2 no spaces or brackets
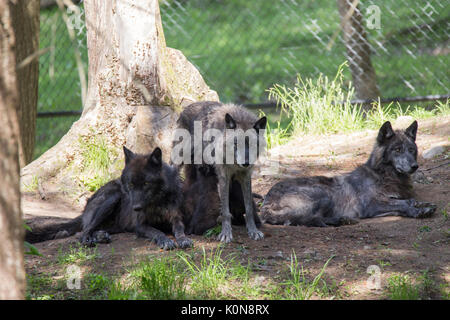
133,205,143,211
410,164,418,172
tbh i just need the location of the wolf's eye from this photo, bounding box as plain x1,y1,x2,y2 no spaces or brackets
394,147,402,153
144,182,151,186
408,147,415,153
128,182,134,188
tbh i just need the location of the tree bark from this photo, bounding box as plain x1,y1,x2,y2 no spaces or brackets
337,0,380,105
0,0,26,300
11,0,40,166
21,0,218,192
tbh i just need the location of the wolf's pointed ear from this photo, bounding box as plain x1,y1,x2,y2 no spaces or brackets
254,116,267,132
377,121,395,144
225,113,236,129
123,146,135,165
405,120,418,141
148,147,162,168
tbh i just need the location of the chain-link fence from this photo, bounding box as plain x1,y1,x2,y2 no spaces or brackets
36,0,449,157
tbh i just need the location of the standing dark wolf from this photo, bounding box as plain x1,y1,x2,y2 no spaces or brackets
173,101,267,242
261,121,437,226
26,147,193,250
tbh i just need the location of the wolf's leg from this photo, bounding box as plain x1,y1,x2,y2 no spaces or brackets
364,199,436,218
229,180,261,227
171,215,193,248
80,191,121,247
135,224,176,250
217,171,233,243
239,173,264,240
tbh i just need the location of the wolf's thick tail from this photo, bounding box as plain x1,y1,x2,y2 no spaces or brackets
25,216,83,243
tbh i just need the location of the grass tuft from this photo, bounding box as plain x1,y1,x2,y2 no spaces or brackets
266,65,450,148
77,135,120,192
282,252,335,300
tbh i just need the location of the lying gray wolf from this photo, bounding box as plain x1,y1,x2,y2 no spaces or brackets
26,147,192,250
260,121,437,226
173,101,267,242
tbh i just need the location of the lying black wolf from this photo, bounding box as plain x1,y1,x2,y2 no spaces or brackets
261,121,437,227
26,147,193,250
181,164,261,235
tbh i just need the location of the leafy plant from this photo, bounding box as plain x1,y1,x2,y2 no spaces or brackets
386,273,420,300
24,224,42,256
282,252,335,300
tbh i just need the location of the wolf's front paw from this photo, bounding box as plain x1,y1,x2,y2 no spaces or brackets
248,229,264,240
80,234,96,247
217,230,233,243
92,230,111,244
156,237,176,250
177,237,193,249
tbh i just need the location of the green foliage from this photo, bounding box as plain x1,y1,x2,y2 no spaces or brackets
57,244,99,265
178,248,229,299
128,258,188,300
203,225,222,238
85,273,110,294
24,224,42,256
77,135,119,192
282,252,335,300
24,242,42,257
23,176,39,192
385,270,447,300
266,65,450,148
386,274,420,300
37,2,449,159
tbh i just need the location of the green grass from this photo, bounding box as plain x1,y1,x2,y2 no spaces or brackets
386,274,421,300
203,225,222,238
75,135,120,192
56,244,99,265
161,0,449,102
281,252,335,300
35,6,86,159
385,270,446,300
178,247,231,299
107,248,236,300
265,64,450,147
107,248,338,300
36,1,449,159
22,175,39,192
113,257,188,300
26,245,346,300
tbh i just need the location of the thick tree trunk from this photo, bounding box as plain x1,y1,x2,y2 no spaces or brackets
0,1,26,300
11,0,40,166
337,0,380,105
22,0,218,193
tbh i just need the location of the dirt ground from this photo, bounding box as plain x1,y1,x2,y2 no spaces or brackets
24,116,450,299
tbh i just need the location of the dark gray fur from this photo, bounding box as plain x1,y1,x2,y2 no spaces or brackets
26,147,192,250
182,164,261,235
261,121,437,227
174,101,267,242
